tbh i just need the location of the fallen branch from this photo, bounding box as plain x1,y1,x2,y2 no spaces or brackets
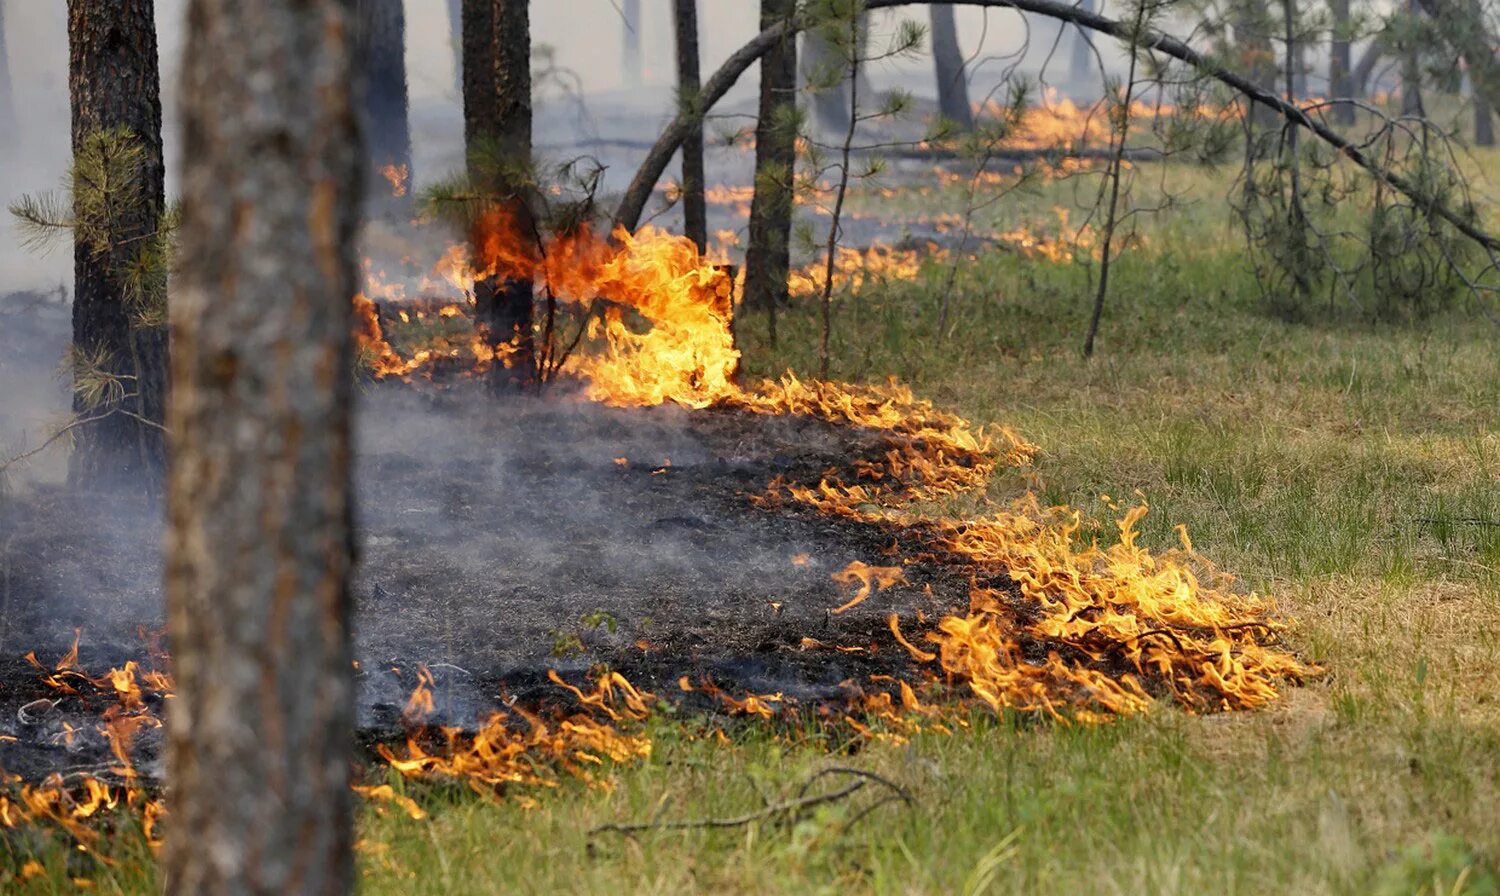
612,0,1500,257
588,766,911,836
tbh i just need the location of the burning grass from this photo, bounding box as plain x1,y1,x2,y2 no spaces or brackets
0,208,1319,878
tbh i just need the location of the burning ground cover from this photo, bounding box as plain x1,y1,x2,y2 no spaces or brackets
0,218,1313,864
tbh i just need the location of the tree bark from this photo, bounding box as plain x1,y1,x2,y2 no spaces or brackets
1476,91,1495,146
448,0,463,93
930,5,974,130
166,0,361,892
623,0,642,86
66,0,168,491
462,0,534,388
1399,0,1425,117
674,0,707,252
743,0,798,338
1329,0,1354,125
1351,41,1382,98
355,0,412,214
613,0,1500,255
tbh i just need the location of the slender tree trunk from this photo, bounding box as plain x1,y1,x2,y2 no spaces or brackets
674,0,707,252
448,0,463,94
1476,91,1495,146
623,0,642,86
1069,0,1097,83
744,0,798,346
803,11,873,136
356,0,412,214
66,0,168,491
0,1,14,149
166,0,361,892
463,0,534,388
1352,41,1382,99
1399,0,1425,117
930,5,974,130
1329,0,1354,125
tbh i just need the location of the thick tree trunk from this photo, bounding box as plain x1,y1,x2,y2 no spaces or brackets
623,0,642,86
0,2,14,148
674,0,707,252
166,0,362,893
355,0,412,213
66,0,168,491
1068,0,1097,83
462,0,534,388
930,5,974,130
1329,0,1354,125
744,0,798,333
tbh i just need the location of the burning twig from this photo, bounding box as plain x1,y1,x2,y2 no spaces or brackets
588,766,911,837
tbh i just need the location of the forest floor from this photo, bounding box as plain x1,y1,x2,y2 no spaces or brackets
7,158,1500,894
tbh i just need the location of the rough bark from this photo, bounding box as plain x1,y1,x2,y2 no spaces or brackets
66,0,168,491
462,0,534,388
1329,0,1354,125
744,0,799,332
623,0,642,86
613,0,1500,256
930,5,974,130
674,0,707,252
166,0,361,892
0,1,14,148
355,0,412,212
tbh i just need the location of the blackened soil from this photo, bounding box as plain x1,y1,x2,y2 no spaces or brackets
0,384,979,780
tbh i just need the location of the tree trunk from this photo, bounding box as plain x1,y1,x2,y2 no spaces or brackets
1352,41,1382,98
803,11,873,136
744,0,798,335
1400,0,1425,117
1068,0,1097,83
355,0,412,214
674,0,707,252
930,5,974,130
66,0,168,491
448,0,463,93
166,0,361,892
1476,91,1495,146
1329,0,1354,125
1233,1,1277,129
623,0,642,86
462,0,534,388
0,1,14,148
1414,0,1500,138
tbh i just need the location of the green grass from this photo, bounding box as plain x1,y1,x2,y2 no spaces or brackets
7,159,1500,894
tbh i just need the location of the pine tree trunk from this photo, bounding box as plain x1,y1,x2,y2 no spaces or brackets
1477,92,1495,146
1400,0,1425,117
623,0,642,86
803,11,873,137
448,0,463,93
744,0,798,332
1329,0,1354,125
462,0,534,389
355,0,412,214
165,0,361,892
674,0,707,252
66,0,168,491
930,5,973,130
1067,0,1097,82
0,1,15,148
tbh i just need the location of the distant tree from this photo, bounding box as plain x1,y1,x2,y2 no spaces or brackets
623,0,642,86
1329,0,1355,126
0,1,14,148
356,0,413,213
802,7,873,135
673,0,707,252
1399,0,1426,116
1068,0,1097,82
744,0,799,345
1414,0,1500,145
462,0,534,388
448,0,463,92
64,0,168,490
165,0,363,891
930,5,974,130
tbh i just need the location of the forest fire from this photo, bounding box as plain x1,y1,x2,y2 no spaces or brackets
1,212,1312,852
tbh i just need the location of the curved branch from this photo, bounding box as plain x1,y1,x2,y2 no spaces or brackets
612,0,1500,254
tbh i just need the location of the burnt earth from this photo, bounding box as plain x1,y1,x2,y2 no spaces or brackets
0,384,978,780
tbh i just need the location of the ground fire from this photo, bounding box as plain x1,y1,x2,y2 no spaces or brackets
0,211,1313,855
